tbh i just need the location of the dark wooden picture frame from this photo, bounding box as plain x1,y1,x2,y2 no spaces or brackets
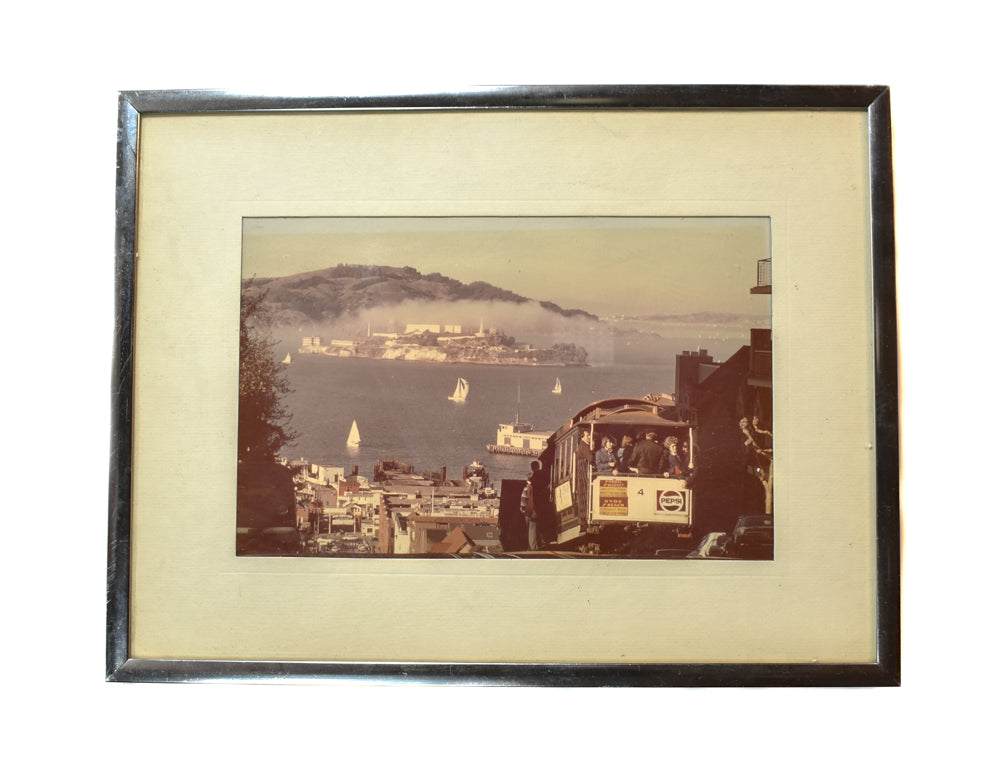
107,86,899,686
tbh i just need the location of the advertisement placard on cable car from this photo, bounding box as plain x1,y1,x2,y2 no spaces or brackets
554,481,573,513
595,478,629,516
591,477,692,524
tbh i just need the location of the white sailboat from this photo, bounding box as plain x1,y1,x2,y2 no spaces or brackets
346,419,361,447
449,378,470,402
282,353,292,364
552,377,562,394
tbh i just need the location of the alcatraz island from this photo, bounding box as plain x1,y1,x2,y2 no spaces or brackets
298,322,589,367
247,264,595,367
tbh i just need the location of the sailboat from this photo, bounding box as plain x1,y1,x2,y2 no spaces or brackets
449,377,470,402
282,353,292,365
346,419,361,447
552,377,562,394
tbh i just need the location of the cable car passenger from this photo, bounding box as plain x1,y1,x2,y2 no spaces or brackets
617,434,635,470
594,436,622,475
628,431,667,475
663,436,688,478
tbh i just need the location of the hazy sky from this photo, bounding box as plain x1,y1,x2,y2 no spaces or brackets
242,216,771,319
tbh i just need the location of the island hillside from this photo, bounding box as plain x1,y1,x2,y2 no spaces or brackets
244,264,599,327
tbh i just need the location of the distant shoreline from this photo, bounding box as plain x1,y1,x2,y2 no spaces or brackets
297,350,589,368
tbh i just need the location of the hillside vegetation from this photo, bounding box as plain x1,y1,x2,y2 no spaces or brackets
245,264,599,326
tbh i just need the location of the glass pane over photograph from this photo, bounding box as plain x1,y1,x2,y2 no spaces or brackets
238,216,774,560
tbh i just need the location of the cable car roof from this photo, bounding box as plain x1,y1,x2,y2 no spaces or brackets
554,396,692,436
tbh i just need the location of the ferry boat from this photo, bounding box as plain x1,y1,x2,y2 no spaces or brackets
486,420,552,456
486,383,552,456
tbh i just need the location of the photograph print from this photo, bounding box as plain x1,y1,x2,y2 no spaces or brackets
237,216,773,560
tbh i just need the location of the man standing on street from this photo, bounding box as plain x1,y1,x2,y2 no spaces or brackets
521,471,540,550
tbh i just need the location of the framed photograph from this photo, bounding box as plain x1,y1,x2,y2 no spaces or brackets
108,86,899,685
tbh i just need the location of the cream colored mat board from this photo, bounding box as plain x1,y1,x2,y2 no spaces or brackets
131,108,875,663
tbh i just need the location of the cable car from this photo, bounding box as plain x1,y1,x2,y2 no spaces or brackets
538,397,695,546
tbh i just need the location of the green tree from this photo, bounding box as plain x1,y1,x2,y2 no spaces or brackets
237,284,298,543
238,284,296,462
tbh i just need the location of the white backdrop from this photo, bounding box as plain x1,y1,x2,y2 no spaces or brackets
3,2,991,775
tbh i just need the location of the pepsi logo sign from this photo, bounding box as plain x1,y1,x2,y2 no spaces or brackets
657,490,685,512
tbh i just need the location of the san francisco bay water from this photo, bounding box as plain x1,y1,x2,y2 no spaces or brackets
276,335,747,484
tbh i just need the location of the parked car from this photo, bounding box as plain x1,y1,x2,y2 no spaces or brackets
653,547,696,558
498,550,598,559
729,514,774,559
687,531,731,559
